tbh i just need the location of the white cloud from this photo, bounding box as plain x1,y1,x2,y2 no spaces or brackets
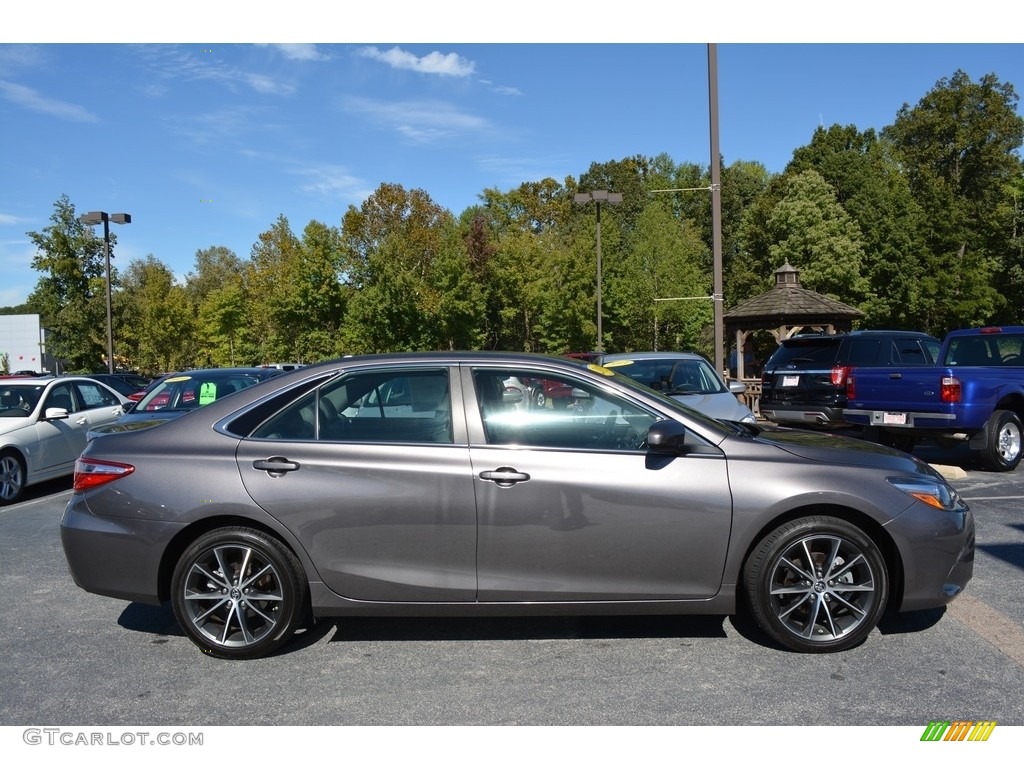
356,46,475,77
346,97,489,143
267,44,330,61
293,165,370,199
0,79,98,122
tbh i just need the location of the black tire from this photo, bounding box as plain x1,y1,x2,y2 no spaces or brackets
979,409,1023,471
171,527,308,659
743,516,888,653
0,450,26,506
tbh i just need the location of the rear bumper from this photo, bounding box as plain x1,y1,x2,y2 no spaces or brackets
60,495,180,605
760,405,848,427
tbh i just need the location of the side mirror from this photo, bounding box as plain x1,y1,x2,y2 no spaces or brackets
729,380,748,395
43,407,70,421
646,419,687,454
570,388,591,400
502,388,524,404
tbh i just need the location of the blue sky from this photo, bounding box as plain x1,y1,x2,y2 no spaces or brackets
2,2,1022,308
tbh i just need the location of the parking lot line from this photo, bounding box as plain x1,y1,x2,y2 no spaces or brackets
947,593,1024,667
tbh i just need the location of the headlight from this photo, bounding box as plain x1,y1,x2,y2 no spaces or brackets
887,476,966,512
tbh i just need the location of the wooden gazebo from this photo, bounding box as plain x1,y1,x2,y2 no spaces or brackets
724,262,864,380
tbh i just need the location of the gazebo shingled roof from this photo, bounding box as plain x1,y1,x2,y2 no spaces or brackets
723,262,864,378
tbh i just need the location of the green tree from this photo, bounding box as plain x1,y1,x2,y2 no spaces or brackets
884,70,1023,332
24,195,111,371
117,256,195,373
186,247,247,367
764,170,871,303
340,184,467,352
789,125,929,327
607,197,712,353
242,215,303,363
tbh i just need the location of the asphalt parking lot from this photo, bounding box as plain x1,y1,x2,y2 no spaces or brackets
1,444,1023,727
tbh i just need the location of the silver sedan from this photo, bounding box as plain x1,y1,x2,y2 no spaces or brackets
61,352,973,659
1,376,127,505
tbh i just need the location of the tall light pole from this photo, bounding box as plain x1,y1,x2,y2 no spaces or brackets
574,190,622,354
79,211,131,374
708,43,725,376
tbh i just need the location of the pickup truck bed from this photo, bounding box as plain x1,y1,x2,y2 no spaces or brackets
843,327,1024,470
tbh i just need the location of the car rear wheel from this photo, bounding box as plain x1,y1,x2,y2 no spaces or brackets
743,516,888,653
171,527,308,659
979,409,1022,471
0,450,26,506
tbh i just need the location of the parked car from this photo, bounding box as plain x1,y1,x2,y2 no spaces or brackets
598,351,756,423
0,376,128,505
90,367,284,437
759,330,940,428
61,352,973,659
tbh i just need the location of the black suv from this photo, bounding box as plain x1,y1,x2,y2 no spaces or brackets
760,330,940,428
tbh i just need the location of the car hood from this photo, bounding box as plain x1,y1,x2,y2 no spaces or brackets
752,424,939,476
670,393,753,422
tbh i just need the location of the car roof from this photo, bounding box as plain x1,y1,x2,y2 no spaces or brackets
161,367,283,377
599,351,706,361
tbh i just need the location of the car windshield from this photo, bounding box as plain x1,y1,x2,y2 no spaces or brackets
603,357,727,395
588,363,733,436
134,373,261,413
0,385,44,416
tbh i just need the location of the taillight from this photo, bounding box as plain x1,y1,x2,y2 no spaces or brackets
73,458,135,492
831,365,852,386
940,376,962,403
846,374,856,399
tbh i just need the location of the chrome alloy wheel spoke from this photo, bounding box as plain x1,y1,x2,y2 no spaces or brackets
181,544,285,647
772,534,876,642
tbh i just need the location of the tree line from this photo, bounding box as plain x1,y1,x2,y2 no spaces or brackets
8,69,1024,375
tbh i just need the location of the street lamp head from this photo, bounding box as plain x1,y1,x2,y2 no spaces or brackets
79,211,131,226
573,190,623,206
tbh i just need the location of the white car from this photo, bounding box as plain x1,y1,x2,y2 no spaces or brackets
0,376,128,505
598,352,757,424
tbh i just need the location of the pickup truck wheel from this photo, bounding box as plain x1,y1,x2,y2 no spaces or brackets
980,410,1023,471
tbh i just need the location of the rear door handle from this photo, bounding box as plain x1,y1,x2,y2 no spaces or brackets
479,467,530,487
253,457,301,476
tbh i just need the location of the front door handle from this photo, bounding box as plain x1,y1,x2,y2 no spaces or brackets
253,457,301,477
479,467,530,487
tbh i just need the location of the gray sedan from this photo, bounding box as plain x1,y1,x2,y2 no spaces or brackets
61,352,974,659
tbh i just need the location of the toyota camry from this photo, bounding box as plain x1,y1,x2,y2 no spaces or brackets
61,352,974,659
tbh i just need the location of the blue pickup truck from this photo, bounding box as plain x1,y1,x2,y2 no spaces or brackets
843,326,1024,471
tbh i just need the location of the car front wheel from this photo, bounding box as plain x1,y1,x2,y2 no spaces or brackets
171,527,308,659
0,450,26,506
743,516,888,653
